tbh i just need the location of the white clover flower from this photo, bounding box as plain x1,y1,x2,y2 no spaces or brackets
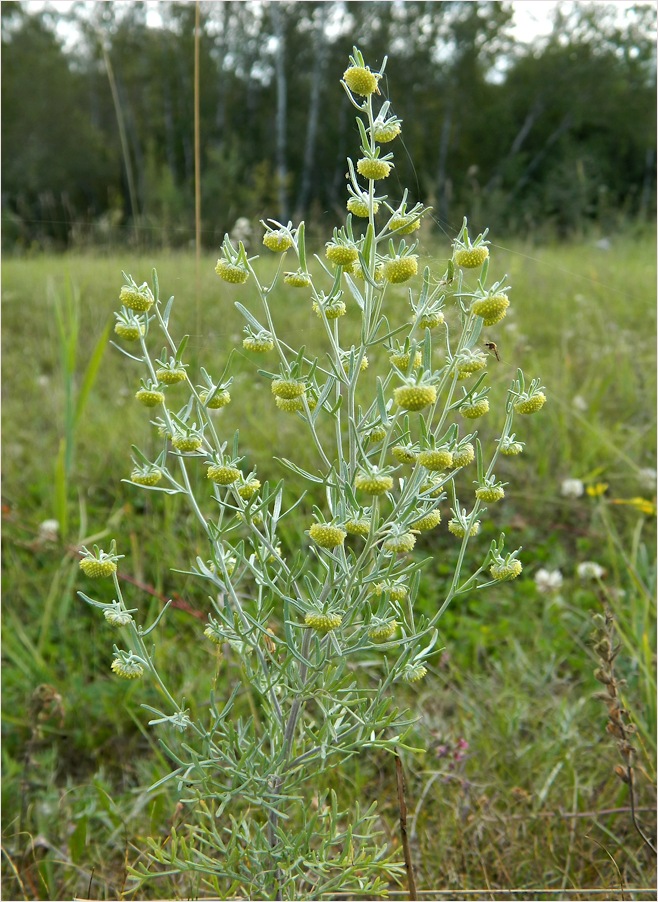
639,467,657,490
561,478,584,499
38,519,60,543
605,587,626,602
577,561,605,581
230,216,253,248
534,568,563,594
572,395,588,412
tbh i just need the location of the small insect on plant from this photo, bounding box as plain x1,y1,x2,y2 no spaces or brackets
484,339,500,362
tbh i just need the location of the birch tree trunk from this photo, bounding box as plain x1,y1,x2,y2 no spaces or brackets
483,98,544,194
436,102,453,227
212,2,228,141
295,3,329,219
507,112,573,200
271,3,288,222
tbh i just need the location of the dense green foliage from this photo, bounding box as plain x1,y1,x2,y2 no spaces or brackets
2,0,656,249
1,234,655,898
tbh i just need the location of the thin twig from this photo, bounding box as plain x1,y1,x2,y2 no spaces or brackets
395,751,418,902
501,805,657,822
627,765,657,855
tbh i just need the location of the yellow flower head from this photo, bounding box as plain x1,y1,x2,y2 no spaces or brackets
611,497,656,516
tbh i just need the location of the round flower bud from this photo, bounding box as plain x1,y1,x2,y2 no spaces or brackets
135,388,165,407
418,449,453,471
366,423,386,442
472,293,510,326
114,322,145,341
383,531,416,554
210,555,236,578
372,120,401,143
501,440,524,456
460,398,490,419
347,197,378,217
271,378,305,400
357,158,392,180
404,663,428,683
263,229,293,252
389,213,421,235
421,478,445,498
130,469,162,486
514,393,546,415
389,349,422,370
200,388,231,409
414,509,442,531
207,464,241,485
237,510,264,527
454,246,489,269
342,354,369,374
313,298,346,319
475,484,505,503
104,608,133,627
383,255,418,284
394,384,437,412
266,546,282,565
325,243,359,267
172,433,203,453
120,284,154,312
80,557,117,579
490,559,523,581
392,444,418,464
368,620,398,642
305,611,343,633
309,523,346,549
355,472,394,495
204,623,223,645
275,397,305,413
243,335,274,352
345,517,372,536
456,350,488,376
111,658,144,679
156,367,187,385
237,477,261,500
215,259,249,284
448,519,481,538
369,581,408,602
343,65,379,96
352,262,385,282
419,311,444,330
284,270,312,288
452,444,475,468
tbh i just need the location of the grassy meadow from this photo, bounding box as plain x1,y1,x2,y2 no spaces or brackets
1,229,656,900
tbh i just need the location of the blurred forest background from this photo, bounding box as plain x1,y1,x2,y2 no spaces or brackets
2,4,657,898
1,0,656,252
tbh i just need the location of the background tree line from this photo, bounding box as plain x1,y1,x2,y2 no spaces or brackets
1,0,656,251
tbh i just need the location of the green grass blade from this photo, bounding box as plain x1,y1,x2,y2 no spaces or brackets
54,437,69,537
74,318,112,427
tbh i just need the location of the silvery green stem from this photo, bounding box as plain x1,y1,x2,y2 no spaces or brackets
267,626,314,899
111,574,203,733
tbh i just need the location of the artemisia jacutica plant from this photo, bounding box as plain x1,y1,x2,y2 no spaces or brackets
79,47,546,900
